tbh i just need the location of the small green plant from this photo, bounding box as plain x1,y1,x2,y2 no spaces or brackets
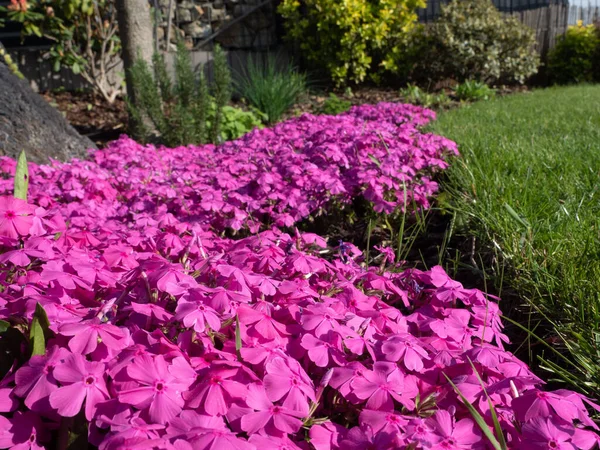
454,81,496,102
400,84,451,109
320,93,352,116
235,55,306,124
129,42,259,146
548,21,600,84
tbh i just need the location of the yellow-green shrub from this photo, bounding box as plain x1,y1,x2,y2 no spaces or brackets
548,21,600,84
278,0,425,86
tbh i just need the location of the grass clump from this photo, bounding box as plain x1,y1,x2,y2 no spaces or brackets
235,54,306,124
428,85,600,397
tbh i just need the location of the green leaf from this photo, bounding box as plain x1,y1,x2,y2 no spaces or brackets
443,373,503,450
14,150,29,201
235,314,242,361
30,303,51,356
467,359,508,450
367,154,382,168
72,62,81,74
0,319,9,333
53,60,61,73
503,202,530,229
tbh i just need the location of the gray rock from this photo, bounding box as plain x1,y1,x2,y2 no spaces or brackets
176,7,192,23
182,21,212,38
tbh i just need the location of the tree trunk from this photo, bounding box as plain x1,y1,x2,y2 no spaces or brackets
0,63,96,164
115,0,155,102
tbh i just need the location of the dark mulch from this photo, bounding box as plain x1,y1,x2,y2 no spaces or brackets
42,90,128,147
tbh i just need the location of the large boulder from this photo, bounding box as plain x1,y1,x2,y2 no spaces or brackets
0,62,96,164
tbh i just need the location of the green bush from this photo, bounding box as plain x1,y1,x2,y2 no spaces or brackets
320,93,352,115
547,21,600,85
235,55,306,124
454,80,496,102
128,42,261,147
277,0,425,86
408,0,539,85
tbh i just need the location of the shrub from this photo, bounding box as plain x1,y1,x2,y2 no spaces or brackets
128,42,258,146
548,20,600,84
320,93,352,115
278,0,425,86
235,54,306,124
0,0,122,103
454,80,496,102
409,0,539,85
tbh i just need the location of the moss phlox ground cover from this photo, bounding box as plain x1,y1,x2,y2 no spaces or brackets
0,103,597,449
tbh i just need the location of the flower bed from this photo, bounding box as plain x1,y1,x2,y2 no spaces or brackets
0,103,455,234
0,103,598,449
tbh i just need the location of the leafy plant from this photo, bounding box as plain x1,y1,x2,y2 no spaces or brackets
320,93,352,116
548,20,600,85
128,41,259,146
454,81,496,102
408,0,539,85
278,0,425,86
235,55,306,124
0,0,122,103
400,84,451,109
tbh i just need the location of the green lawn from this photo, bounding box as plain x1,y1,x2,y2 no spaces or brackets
428,85,600,396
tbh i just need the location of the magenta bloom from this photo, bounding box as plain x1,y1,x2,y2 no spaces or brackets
241,383,303,435
300,331,346,368
184,363,248,416
424,410,483,450
0,196,35,239
118,355,195,424
60,320,129,355
14,346,70,413
0,411,49,450
49,354,109,420
381,333,430,372
351,362,407,411
263,356,315,415
175,300,221,333
512,390,581,422
520,417,578,450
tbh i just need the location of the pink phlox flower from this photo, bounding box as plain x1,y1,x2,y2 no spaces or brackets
300,304,343,337
103,244,139,270
330,361,369,400
512,389,581,423
424,410,483,449
263,356,315,415
49,353,109,420
238,305,289,341
248,434,304,450
519,417,579,450
428,309,472,343
180,427,256,450
175,298,221,333
359,409,408,434
40,260,91,291
60,319,129,355
129,302,173,324
118,354,195,424
309,421,346,450
288,251,326,275
184,361,248,415
0,196,35,239
339,424,399,450
241,383,304,435
381,333,430,372
350,361,407,411
300,330,346,368
0,411,49,450
14,345,70,413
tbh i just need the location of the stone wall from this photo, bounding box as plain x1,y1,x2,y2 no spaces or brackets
155,0,278,50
